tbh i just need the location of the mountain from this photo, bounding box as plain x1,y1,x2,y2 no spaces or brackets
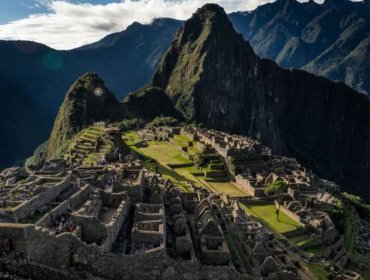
0,18,181,168
46,72,124,160
228,0,370,95
128,3,370,201
2,0,370,170
0,74,41,166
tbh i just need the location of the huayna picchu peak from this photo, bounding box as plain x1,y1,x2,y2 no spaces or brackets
0,2,370,280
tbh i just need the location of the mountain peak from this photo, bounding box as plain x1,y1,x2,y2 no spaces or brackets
45,72,123,160
151,4,256,119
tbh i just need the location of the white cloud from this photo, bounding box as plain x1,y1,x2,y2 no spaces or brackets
0,0,275,50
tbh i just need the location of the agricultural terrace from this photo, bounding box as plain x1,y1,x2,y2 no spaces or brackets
122,130,248,197
240,203,303,235
65,126,113,166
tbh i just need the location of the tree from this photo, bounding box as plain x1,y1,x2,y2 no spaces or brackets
264,180,288,198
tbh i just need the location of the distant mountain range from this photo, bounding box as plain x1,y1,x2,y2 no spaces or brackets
1,0,370,169
47,3,370,201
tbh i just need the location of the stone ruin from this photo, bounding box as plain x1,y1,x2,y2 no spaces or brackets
0,125,365,279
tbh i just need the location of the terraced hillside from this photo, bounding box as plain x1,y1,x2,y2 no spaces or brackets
64,126,114,167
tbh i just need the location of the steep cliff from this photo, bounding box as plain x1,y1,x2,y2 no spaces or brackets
229,0,370,96
149,4,370,200
45,72,124,160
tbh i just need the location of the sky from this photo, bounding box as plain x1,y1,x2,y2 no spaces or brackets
0,0,363,50
0,0,281,50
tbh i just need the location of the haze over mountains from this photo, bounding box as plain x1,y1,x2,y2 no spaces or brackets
1,0,370,172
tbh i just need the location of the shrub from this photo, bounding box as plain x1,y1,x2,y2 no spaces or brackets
146,116,179,128
264,180,288,196
118,118,139,131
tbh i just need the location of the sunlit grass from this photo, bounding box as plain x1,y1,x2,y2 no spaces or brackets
241,203,303,234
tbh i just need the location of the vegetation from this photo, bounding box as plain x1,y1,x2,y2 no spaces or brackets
224,233,253,274
25,141,48,169
343,192,370,219
264,180,288,196
241,203,302,234
304,245,326,256
305,263,328,280
288,234,316,247
146,116,179,128
122,130,248,197
45,72,123,161
117,118,140,131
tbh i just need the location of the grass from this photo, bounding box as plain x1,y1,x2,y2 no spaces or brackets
140,141,191,164
305,263,328,280
65,126,115,167
304,245,326,256
289,233,316,247
343,205,357,252
144,160,191,192
241,203,303,234
122,131,249,197
224,233,253,274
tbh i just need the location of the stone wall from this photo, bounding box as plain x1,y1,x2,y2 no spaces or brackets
100,190,126,207
75,246,172,279
100,199,130,251
0,223,247,280
71,215,108,245
201,248,230,266
235,175,264,197
25,226,93,269
0,223,29,256
71,198,129,250
36,184,91,228
11,175,71,220
274,200,304,225
0,258,81,280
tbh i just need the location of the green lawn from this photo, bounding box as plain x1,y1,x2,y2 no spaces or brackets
305,263,328,280
241,203,303,234
123,131,190,164
122,131,249,197
289,233,316,247
140,141,191,164
304,245,326,256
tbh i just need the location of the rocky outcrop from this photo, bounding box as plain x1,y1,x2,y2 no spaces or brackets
145,4,370,200
45,72,124,160
122,86,182,120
